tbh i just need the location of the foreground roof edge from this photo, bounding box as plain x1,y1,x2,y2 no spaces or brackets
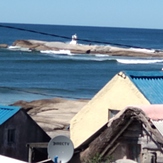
0,155,27,163
0,105,20,125
123,70,163,77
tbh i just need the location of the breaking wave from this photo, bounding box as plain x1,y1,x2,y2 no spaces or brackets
40,52,163,64
40,49,71,55
129,48,156,53
6,46,163,64
8,46,32,52
117,59,163,64
39,51,163,64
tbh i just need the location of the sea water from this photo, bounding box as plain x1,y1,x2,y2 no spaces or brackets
0,23,163,104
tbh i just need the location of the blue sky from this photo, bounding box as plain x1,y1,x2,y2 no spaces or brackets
1,0,163,29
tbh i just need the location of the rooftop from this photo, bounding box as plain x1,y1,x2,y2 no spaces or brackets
128,104,163,136
124,71,163,104
0,105,20,125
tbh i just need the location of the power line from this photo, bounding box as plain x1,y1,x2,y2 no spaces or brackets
0,23,147,49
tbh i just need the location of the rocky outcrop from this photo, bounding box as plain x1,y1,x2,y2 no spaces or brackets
11,98,89,138
12,39,163,57
0,44,8,48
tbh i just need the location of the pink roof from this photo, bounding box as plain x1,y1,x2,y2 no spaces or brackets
128,105,163,120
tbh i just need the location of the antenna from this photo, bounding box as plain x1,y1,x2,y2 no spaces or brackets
47,135,74,163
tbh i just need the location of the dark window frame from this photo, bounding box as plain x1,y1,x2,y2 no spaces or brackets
7,129,15,144
108,109,119,119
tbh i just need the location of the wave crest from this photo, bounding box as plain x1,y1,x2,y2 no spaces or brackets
8,46,31,52
40,49,71,55
117,59,163,64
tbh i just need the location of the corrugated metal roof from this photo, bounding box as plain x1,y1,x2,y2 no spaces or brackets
131,105,163,135
124,71,163,104
136,104,163,120
128,105,163,137
0,105,20,125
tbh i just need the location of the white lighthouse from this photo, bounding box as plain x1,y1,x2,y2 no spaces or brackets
70,34,77,45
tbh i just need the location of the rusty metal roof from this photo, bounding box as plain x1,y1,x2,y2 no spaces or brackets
133,105,163,136
124,71,163,104
0,105,20,125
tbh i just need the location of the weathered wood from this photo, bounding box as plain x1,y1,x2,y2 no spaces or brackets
26,142,48,148
80,107,163,162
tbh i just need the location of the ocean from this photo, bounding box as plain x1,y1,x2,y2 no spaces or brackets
0,23,163,105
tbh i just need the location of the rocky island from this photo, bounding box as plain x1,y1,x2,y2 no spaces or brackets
1,39,163,57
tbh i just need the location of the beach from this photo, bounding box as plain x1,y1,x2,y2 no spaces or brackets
11,97,89,138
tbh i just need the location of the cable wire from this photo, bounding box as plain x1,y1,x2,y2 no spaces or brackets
0,23,148,49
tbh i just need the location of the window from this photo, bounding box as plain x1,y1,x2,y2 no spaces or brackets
108,109,119,119
7,129,15,144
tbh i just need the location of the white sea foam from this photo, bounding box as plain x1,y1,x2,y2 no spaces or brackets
117,59,163,64
129,48,155,53
40,49,163,63
40,49,71,55
95,54,109,57
40,50,163,63
41,52,113,61
8,45,21,49
8,46,31,52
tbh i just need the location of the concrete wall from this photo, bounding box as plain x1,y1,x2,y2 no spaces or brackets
70,71,150,148
0,110,50,162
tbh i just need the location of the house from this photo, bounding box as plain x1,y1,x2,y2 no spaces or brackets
0,105,50,162
70,71,163,149
71,105,163,163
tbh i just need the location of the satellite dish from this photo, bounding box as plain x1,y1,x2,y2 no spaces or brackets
47,135,74,163
115,159,138,163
